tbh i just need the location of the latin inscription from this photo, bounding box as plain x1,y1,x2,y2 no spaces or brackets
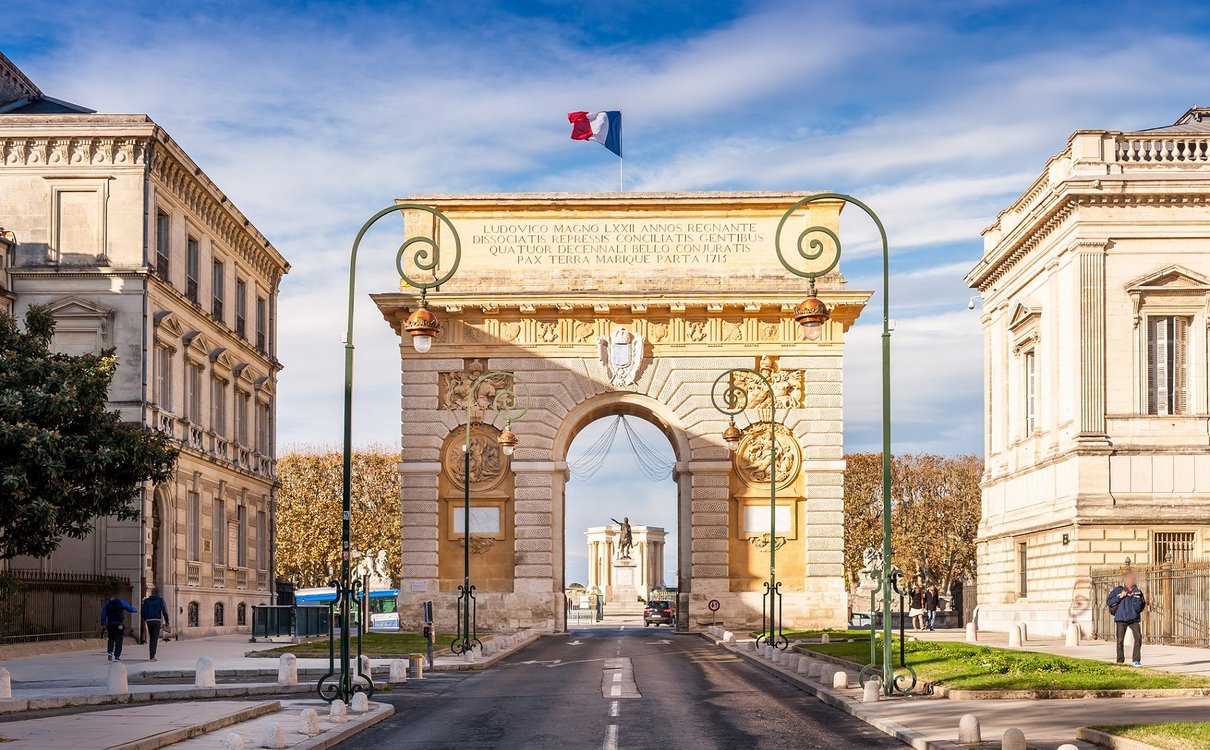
467,220,766,266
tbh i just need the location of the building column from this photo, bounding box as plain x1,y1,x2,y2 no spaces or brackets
1076,240,1109,441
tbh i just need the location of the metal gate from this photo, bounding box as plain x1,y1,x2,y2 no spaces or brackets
1091,561,1209,648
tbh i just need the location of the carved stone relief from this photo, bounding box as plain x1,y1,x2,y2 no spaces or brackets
460,536,497,554
731,356,805,412
438,359,513,411
734,422,801,489
443,423,508,490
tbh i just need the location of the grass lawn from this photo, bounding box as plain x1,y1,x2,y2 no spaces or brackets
798,639,1210,691
1092,723,1210,750
262,632,459,657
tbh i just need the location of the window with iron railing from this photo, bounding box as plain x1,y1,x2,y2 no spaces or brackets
235,278,247,338
186,236,200,303
212,259,225,321
187,491,201,562
155,212,171,279
256,295,267,353
211,377,227,437
1154,531,1196,563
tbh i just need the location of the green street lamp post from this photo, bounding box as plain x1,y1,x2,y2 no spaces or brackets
452,371,530,655
772,193,912,695
712,369,787,649
318,204,462,704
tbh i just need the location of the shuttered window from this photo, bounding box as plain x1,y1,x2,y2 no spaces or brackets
1148,316,1189,415
1024,351,1037,434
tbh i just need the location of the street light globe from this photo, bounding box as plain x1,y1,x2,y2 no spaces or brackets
793,294,829,341
404,305,440,353
497,429,519,456
722,423,743,452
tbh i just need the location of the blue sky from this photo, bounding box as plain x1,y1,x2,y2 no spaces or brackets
9,0,1210,581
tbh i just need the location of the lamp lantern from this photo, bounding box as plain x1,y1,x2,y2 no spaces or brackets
497,428,519,456
404,303,440,353
722,422,743,452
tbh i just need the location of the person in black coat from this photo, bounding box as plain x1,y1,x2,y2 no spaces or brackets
1107,570,1147,666
141,586,170,661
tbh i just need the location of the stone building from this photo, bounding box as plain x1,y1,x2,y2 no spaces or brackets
374,192,869,632
584,523,667,603
0,53,289,636
966,108,1210,636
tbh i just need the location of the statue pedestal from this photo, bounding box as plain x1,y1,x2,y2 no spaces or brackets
610,557,639,605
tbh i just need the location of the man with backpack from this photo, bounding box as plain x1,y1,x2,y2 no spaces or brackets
100,590,137,662
1107,570,1147,666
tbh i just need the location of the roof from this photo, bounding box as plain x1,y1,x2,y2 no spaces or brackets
0,51,92,114
1135,106,1210,135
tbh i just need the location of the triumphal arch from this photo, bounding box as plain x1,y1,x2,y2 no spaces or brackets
373,192,869,632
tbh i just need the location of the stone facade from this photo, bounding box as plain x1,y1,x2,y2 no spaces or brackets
966,108,1210,637
0,55,289,637
374,192,869,633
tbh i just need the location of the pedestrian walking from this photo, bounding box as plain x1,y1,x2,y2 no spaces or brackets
1107,570,1147,666
141,586,170,661
923,583,940,631
101,591,137,662
907,585,925,631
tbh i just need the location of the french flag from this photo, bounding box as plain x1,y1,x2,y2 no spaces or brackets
568,111,622,157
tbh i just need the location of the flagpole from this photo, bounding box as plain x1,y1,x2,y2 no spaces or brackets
619,157,624,193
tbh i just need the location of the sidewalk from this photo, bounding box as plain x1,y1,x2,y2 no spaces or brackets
707,632,1210,750
915,627,1210,678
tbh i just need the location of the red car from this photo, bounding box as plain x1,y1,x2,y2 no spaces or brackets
643,600,675,627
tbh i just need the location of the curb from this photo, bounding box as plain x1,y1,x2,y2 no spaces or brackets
702,634,965,750
110,700,281,750
1077,727,1167,750
0,683,314,714
290,702,396,750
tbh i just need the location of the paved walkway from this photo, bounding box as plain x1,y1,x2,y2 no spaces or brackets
916,628,1210,677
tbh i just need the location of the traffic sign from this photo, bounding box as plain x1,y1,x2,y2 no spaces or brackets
707,599,720,612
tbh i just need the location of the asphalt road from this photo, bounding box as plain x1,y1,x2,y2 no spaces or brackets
338,626,905,749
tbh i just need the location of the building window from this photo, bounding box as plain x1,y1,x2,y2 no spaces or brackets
1017,540,1028,598
211,377,227,437
155,212,170,279
155,346,173,410
1148,316,1189,416
255,400,270,454
212,259,225,321
214,602,225,627
214,498,226,566
186,236,200,303
187,491,201,562
235,278,247,339
255,295,267,353
237,504,247,567
186,362,203,422
237,602,247,627
257,510,268,570
187,601,200,627
235,390,250,445
1154,531,1196,563
1024,350,1036,434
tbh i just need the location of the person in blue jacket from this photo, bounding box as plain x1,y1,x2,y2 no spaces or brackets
1107,570,1147,666
100,590,138,662
141,586,170,661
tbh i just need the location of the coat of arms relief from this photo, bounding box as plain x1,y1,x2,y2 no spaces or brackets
438,359,513,412
597,327,646,388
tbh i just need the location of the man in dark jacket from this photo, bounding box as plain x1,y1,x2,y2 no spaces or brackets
100,591,137,662
1107,570,1147,666
141,587,170,661
923,583,941,631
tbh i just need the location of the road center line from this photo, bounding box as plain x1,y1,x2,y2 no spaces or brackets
603,724,619,750
609,700,619,717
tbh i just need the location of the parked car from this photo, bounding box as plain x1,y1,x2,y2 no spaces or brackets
643,600,675,627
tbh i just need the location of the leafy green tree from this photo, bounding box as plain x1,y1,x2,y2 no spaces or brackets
0,306,178,559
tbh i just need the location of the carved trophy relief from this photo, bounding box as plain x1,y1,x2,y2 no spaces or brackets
731,356,805,412
597,327,646,387
538,321,559,343
499,321,521,342
734,422,802,489
722,320,743,342
573,321,595,343
648,321,668,343
686,320,708,342
438,359,514,411
759,320,780,341
460,536,497,554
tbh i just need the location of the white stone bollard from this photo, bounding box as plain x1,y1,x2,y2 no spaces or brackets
818,666,833,684
359,655,373,678
107,662,128,694
1066,623,1081,648
745,641,756,652
350,692,370,713
832,670,849,689
1007,625,1021,648
260,722,285,749
965,623,977,642
328,699,348,724
389,659,408,685
1017,623,1028,643
772,650,782,664
1002,727,1026,750
726,633,737,645
807,662,821,678
820,633,830,644
958,714,981,744
0,667,10,699
195,656,216,689
1057,745,1079,750
277,654,297,685
862,679,881,702
299,708,322,735
797,656,811,674
221,733,246,750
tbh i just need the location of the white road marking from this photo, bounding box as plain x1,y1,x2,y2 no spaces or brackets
568,641,582,645
645,639,671,645
603,724,619,750
612,673,621,682
609,701,619,717
610,684,621,696
600,657,641,699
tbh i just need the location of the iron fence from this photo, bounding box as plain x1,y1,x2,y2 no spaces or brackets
0,569,132,643
1091,560,1210,648
250,605,330,641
